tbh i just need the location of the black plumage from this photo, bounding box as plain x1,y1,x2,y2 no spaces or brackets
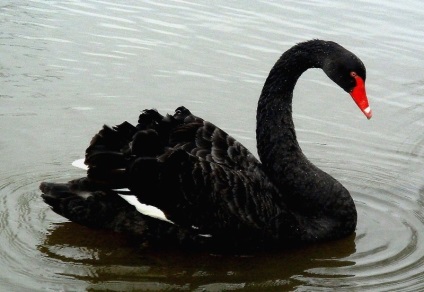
40,40,370,250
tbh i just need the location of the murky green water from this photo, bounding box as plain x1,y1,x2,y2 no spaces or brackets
1,0,423,290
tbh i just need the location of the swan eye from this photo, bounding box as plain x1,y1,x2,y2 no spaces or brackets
350,71,357,77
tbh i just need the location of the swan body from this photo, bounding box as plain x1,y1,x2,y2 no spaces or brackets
40,40,371,249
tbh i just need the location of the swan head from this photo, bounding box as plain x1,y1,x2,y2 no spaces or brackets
322,43,372,119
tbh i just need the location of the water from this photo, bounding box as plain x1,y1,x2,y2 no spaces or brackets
1,0,423,290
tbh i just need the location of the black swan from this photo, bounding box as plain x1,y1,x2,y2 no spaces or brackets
40,40,372,250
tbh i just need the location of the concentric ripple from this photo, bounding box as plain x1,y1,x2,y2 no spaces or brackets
0,166,65,290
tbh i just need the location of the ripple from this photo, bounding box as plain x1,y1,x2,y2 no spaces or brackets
49,3,135,24
0,167,67,290
294,189,424,290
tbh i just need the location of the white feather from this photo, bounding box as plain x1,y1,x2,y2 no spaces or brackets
113,188,131,193
117,194,174,224
72,158,88,170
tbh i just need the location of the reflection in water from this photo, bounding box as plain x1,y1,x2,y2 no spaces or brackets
38,222,356,291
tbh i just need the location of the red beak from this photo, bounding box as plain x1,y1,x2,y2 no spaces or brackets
350,75,372,119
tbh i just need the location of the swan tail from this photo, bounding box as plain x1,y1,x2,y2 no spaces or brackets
40,179,164,235
40,179,208,246
40,179,131,230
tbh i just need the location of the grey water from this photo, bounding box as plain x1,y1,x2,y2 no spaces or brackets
1,0,424,290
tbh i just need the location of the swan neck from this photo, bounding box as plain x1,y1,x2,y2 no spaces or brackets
256,41,325,170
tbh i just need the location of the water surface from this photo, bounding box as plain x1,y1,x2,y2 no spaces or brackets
1,0,424,290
